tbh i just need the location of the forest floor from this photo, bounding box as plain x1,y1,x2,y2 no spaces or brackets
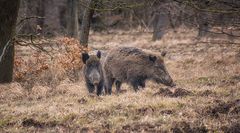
0,29,240,132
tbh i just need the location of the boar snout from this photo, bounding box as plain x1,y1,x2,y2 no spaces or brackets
167,80,176,87
89,69,101,85
164,74,176,87
155,72,175,87
165,74,175,86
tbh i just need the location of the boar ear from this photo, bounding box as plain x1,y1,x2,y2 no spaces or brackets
82,53,89,64
97,50,101,59
149,55,157,62
161,51,167,57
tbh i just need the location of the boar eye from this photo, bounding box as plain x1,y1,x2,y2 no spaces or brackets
149,55,157,62
161,51,167,57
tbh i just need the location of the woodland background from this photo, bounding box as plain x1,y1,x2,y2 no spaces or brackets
0,0,240,132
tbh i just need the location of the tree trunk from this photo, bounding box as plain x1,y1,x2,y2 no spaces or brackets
67,0,79,38
152,11,169,41
198,22,209,37
0,0,20,83
79,0,96,47
21,0,38,34
37,0,45,34
197,12,209,37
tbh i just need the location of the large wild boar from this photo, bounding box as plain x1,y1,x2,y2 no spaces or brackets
103,47,175,94
82,51,104,96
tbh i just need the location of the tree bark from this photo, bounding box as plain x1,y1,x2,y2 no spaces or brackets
198,22,209,37
67,0,79,38
0,0,20,83
152,11,169,41
79,0,96,47
197,12,209,37
37,0,45,33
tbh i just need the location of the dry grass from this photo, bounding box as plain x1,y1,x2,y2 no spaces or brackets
0,28,240,132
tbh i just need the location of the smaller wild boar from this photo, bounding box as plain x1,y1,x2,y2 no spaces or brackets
82,51,104,96
103,47,175,94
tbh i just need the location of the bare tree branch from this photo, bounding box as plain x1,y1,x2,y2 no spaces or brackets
78,0,144,11
17,16,45,26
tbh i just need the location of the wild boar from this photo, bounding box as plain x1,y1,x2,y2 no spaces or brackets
103,47,175,94
82,51,104,96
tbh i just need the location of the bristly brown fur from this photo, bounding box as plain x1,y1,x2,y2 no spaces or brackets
103,47,174,94
85,56,100,65
82,52,104,96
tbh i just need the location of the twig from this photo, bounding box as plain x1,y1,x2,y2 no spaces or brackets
173,0,240,14
78,1,144,11
196,28,240,38
132,9,148,30
0,16,46,63
197,41,240,45
14,37,54,59
0,39,12,63
17,16,44,26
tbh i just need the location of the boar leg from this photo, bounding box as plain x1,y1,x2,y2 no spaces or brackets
105,77,115,95
104,85,108,95
139,81,146,89
132,84,139,92
86,82,95,93
96,86,103,96
115,80,122,93
96,80,104,96
130,80,139,92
